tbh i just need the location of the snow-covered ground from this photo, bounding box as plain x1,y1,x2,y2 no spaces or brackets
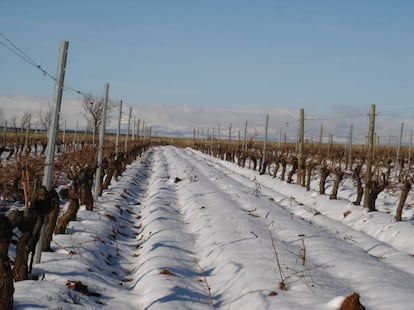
13,146,414,309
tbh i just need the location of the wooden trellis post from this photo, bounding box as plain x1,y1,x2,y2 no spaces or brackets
94,83,109,201
36,40,69,264
364,104,376,211
297,108,304,185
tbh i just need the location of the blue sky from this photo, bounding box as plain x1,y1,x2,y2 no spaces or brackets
1,0,414,138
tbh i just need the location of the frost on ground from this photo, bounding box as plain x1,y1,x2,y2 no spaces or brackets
13,146,414,309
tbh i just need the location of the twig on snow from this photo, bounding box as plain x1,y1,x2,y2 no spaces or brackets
269,230,288,290
194,257,215,309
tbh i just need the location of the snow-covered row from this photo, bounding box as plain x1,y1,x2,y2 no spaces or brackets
12,146,414,309
190,148,414,255
130,147,212,309
14,152,152,309
171,147,414,309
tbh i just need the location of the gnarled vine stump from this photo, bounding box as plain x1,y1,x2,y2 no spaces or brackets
79,164,96,211
42,189,60,251
352,163,364,205
330,167,345,200
10,186,52,281
319,164,330,195
55,180,80,234
287,156,298,184
0,215,14,310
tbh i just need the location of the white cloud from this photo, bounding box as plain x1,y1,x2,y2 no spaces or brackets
0,96,82,129
1,96,413,145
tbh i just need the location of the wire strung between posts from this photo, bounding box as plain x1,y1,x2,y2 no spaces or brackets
0,32,99,100
378,107,414,116
0,33,56,81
